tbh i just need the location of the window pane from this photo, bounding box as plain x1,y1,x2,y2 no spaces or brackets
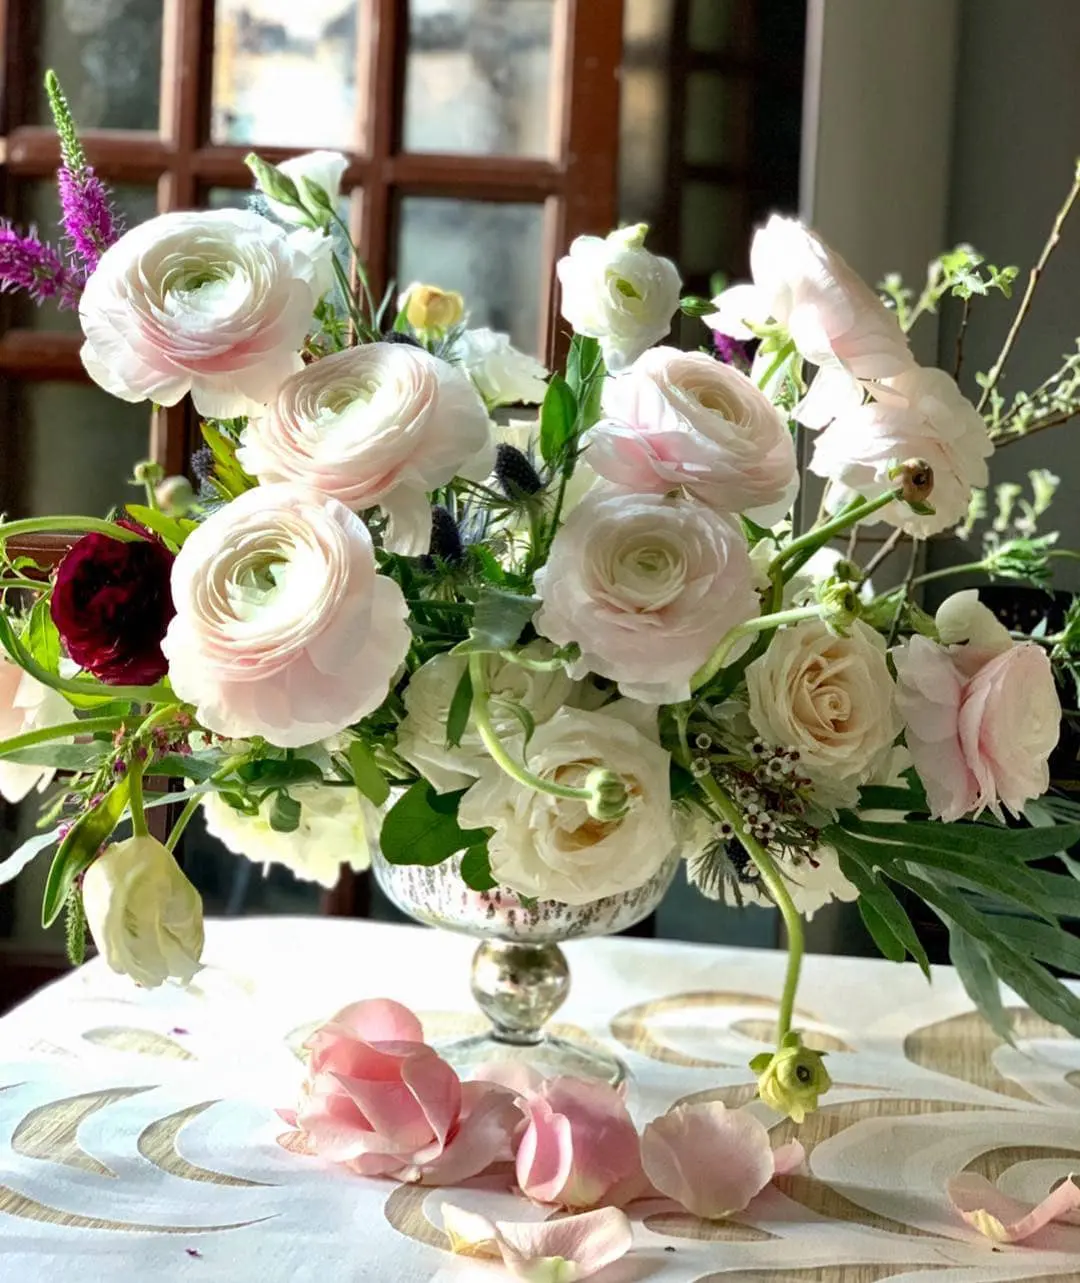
8,182,158,333
684,74,750,168
212,0,358,148
687,0,748,55
397,198,544,351
403,0,557,157
29,0,162,130
680,183,740,277
2,383,151,518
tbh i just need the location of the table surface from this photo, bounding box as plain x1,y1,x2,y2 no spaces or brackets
1,918,1079,1283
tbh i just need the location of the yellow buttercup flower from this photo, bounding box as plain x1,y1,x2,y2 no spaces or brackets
402,282,465,333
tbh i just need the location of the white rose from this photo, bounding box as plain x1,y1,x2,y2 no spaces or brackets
746,619,900,809
452,327,548,407
556,225,681,371
237,343,493,556
162,484,411,748
534,489,759,704
0,656,72,803
202,784,376,888
397,643,576,793
809,367,992,536
458,703,676,905
259,150,347,227
687,837,857,919
82,836,204,988
706,215,914,428
585,345,799,523
79,209,332,417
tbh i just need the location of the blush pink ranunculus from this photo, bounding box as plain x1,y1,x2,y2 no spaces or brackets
706,215,914,428
237,342,493,556
0,654,71,804
640,1100,804,1221
893,592,1061,822
585,346,798,523
280,998,520,1185
515,1076,646,1210
161,483,411,748
79,209,331,418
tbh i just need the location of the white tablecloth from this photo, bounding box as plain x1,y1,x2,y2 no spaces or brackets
1,917,1079,1282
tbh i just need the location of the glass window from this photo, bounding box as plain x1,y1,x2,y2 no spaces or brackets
680,182,740,277
684,74,750,169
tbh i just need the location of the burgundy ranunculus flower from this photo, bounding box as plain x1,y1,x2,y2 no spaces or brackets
50,521,176,685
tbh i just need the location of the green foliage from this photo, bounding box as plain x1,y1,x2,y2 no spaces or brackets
124,503,198,550
987,342,1080,442
21,597,60,675
453,587,540,656
348,739,391,807
565,335,605,432
380,780,488,867
948,924,1013,1042
445,665,473,749
679,296,716,318
42,778,131,928
199,421,256,499
267,792,302,833
460,845,498,892
539,374,578,470
65,887,87,967
881,244,1018,332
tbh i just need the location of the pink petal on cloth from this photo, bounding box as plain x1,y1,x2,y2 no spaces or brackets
640,1102,775,1220
472,1060,547,1097
948,1172,1080,1243
440,1203,501,1258
516,1098,576,1204
329,998,425,1044
421,1083,521,1187
771,1140,806,1176
331,1069,438,1155
494,1206,634,1281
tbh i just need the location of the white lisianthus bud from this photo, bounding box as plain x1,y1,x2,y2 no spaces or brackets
154,475,196,516
82,836,204,988
584,767,630,821
252,150,348,228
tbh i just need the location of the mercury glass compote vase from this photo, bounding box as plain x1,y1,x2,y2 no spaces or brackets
372,849,680,1084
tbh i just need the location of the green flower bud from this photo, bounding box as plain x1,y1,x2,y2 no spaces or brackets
752,1035,832,1124
816,580,861,636
584,768,630,822
244,152,302,212
132,459,164,487
154,475,196,517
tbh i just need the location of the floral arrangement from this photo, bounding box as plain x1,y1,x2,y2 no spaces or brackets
3,78,1080,1128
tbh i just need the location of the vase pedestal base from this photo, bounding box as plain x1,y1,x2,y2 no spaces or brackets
434,1030,627,1087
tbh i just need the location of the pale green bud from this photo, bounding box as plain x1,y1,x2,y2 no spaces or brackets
132,459,164,487
584,768,630,822
751,1034,832,1124
245,152,302,212
154,475,196,517
816,580,861,636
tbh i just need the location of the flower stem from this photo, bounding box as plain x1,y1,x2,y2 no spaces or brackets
165,795,201,852
908,559,987,588
756,338,796,392
0,714,130,757
467,653,591,802
691,604,824,692
128,760,149,838
0,578,49,593
770,488,902,583
701,776,804,1044
0,516,145,543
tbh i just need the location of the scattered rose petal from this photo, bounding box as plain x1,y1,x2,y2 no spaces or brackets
948,1172,1080,1243
441,1203,501,1258
442,1203,633,1282
771,1140,806,1177
473,1060,548,1097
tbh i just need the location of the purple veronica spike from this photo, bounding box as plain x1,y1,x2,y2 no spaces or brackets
57,163,119,275
712,330,752,372
0,221,79,308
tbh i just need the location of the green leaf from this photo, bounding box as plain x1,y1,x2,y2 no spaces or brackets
838,815,1080,864
0,743,110,771
858,897,906,963
748,1052,773,1073
42,777,131,928
453,588,540,656
348,739,390,807
987,913,1080,977
947,923,1014,1043
539,374,577,468
236,758,324,790
445,665,473,749
152,751,223,782
838,850,930,977
124,504,197,549
460,844,497,892
21,597,60,674
268,792,302,833
380,780,488,866
200,421,256,499
565,335,604,429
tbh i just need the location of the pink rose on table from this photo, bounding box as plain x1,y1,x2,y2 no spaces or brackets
706,215,914,427
893,591,1061,821
162,484,410,748
280,998,519,1184
237,342,492,555
585,345,798,523
515,1076,646,1209
534,489,758,704
79,209,331,417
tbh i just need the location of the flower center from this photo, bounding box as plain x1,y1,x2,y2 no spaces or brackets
227,549,293,621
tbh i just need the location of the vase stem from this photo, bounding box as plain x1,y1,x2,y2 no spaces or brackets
470,940,570,1045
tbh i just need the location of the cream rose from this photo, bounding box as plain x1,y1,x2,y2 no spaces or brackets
0,655,72,803
809,367,992,536
556,225,681,371
534,489,758,704
237,343,493,555
258,149,347,228
79,209,332,417
162,484,411,748
202,784,376,888
452,327,548,407
397,643,575,793
746,619,901,809
458,703,675,904
585,346,798,522
82,836,203,988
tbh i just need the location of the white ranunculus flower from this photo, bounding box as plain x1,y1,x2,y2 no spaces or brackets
237,343,493,556
258,150,347,227
585,345,799,523
162,484,411,748
746,619,900,810
79,209,332,418
397,643,576,793
82,836,204,988
452,327,548,407
458,703,676,905
556,224,681,371
809,367,993,537
534,489,759,705
202,784,376,888
0,655,72,803
706,215,914,428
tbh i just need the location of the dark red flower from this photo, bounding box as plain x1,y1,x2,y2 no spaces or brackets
50,520,176,685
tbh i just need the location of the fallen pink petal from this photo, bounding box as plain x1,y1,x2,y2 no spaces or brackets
948,1172,1080,1243
441,1203,632,1280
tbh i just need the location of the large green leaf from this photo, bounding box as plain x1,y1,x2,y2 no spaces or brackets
837,814,1080,863
445,665,473,750
21,596,60,674
380,780,488,867
837,850,930,977
452,588,540,656
0,826,64,887
460,844,497,892
947,922,1014,1043
41,777,131,928
348,739,390,807
0,743,110,771
236,758,324,790
125,504,197,549
539,374,577,469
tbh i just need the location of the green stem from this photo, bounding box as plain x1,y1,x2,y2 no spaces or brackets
0,714,130,758
468,653,591,802
0,516,145,543
691,604,824,692
0,618,174,704
165,795,201,853
701,776,804,1044
909,560,988,588
0,578,49,593
128,761,149,838
770,489,902,582
756,338,796,392
498,648,576,673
